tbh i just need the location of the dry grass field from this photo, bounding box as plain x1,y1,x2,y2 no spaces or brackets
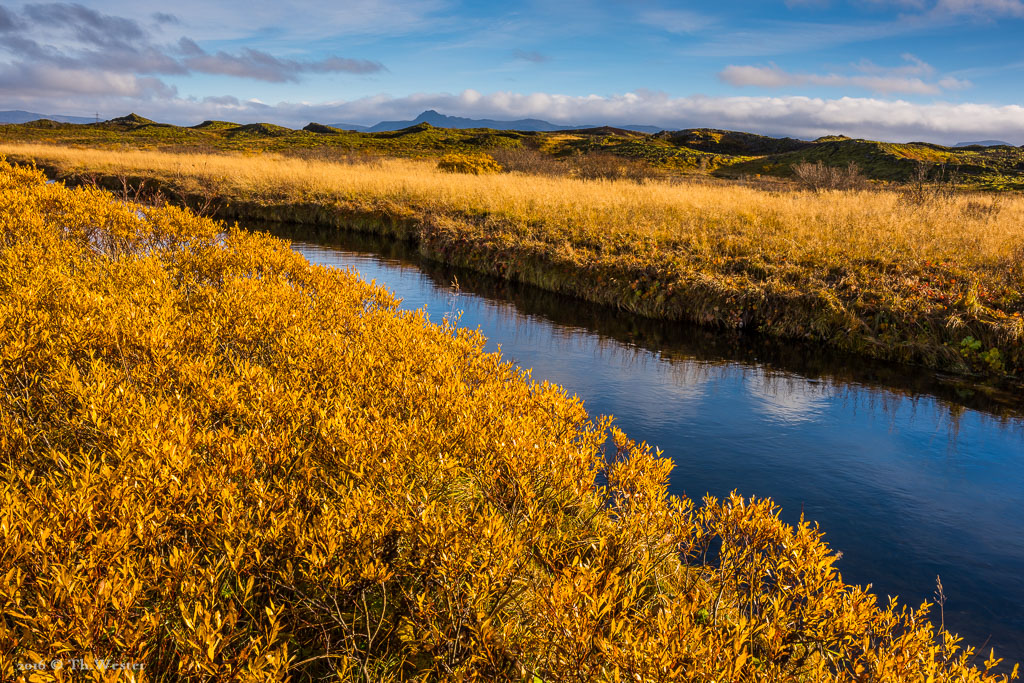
3,143,1022,378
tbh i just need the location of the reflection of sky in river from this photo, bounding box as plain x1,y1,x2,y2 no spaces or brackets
293,241,1024,663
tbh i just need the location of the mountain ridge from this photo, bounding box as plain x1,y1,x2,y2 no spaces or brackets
329,109,664,134
0,109,97,125
954,140,1013,148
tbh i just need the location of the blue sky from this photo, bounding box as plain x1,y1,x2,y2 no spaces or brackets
2,0,1024,142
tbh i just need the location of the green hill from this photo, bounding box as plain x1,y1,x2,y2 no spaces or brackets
192,120,241,130
655,128,811,156
224,122,295,138
302,122,345,134
718,138,1024,186
102,113,157,128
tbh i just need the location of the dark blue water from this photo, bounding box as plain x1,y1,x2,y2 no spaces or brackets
264,224,1024,664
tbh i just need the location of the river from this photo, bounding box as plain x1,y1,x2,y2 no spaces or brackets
261,222,1024,664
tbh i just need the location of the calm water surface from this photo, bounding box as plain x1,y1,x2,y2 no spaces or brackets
262,224,1024,663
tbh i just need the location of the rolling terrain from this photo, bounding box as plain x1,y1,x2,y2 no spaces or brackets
3,112,1024,189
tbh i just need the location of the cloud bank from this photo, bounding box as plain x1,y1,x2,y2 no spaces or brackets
807,0,1024,16
16,89,1020,146
176,39,383,83
718,55,971,95
932,0,1024,16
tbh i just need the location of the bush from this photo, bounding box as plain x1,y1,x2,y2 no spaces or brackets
569,152,661,182
487,148,662,182
901,161,962,205
792,160,869,191
436,152,502,174
0,160,1017,681
487,147,567,176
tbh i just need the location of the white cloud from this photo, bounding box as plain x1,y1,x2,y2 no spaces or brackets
636,9,716,34
864,0,1024,16
937,76,972,89
933,0,1024,16
719,65,797,89
785,0,833,8
747,372,830,424
718,56,971,95
57,0,452,41
0,63,176,97
680,17,930,57
176,39,385,82
857,53,934,76
859,0,930,9
720,65,946,94
0,2,386,102
512,50,550,64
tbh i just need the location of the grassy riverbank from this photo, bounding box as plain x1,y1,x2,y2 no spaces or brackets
3,142,1024,381
1,159,1018,681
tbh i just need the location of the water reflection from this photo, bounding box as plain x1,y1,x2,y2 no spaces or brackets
257,222,1024,664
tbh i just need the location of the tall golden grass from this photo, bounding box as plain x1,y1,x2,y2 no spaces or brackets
3,143,1023,377
4,143,1022,264
1,157,1019,682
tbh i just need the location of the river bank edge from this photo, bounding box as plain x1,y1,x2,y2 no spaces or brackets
18,158,1024,388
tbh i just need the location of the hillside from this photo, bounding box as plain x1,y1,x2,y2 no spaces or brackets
720,138,1024,186
2,113,1023,188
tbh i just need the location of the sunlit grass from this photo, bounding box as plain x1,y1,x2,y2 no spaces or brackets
4,143,1022,264
3,143,1023,376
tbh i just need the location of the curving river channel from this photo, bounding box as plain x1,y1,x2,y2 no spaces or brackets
259,222,1024,664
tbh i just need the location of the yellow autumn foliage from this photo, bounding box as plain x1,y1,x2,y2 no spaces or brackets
0,159,1017,682
436,153,503,175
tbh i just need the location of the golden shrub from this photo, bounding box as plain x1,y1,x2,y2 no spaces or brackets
0,159,1016,681
436,153,503,175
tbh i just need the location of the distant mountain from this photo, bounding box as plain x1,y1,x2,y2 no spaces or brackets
611,124,664,134
954,140,1013,147
0,109,96,124
324,122,371,132
328,110,662,134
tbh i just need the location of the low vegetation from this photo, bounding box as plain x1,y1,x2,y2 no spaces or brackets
3,143,1022,383
436,152,503,174
791,161,869,192
3,114,1024,187
1,158,1019,681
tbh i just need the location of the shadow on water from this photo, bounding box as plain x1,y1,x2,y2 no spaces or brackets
256,221,1024,666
